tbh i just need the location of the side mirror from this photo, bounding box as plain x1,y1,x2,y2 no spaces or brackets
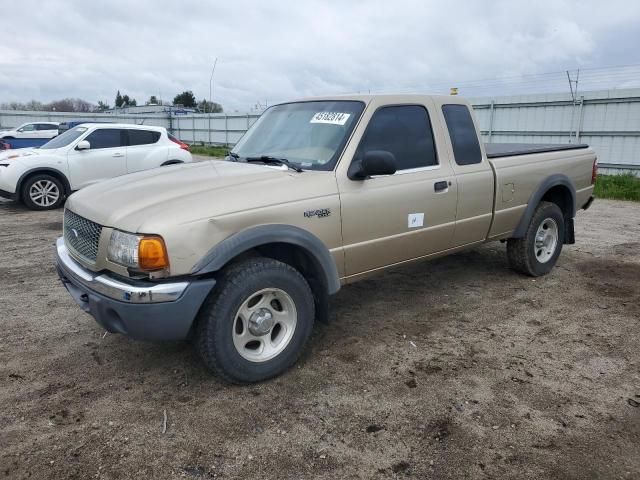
348,150,397,180
76,140,90,151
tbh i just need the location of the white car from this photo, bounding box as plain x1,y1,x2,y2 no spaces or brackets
0,124,193,210
0,122,60,139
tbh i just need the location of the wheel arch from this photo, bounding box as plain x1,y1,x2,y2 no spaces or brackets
191,225,341,322
512,174,576,238
16,168,72,201
193,224,340,294
161,160,184,166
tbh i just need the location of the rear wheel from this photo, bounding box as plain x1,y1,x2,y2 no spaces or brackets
196,257,315,384
21,174,65,210
507,201,565,276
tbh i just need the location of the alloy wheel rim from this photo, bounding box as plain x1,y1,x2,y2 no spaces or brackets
534,218,558,263
232,288,297,362
30,180,60,207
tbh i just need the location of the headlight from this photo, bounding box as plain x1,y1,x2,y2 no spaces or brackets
107,230,169,271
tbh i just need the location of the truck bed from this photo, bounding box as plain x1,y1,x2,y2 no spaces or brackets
485,143,589,159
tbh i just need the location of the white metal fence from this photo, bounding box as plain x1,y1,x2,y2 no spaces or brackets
0,110,171,130
1,88,639,174
471,88,640,175
170,114,260,145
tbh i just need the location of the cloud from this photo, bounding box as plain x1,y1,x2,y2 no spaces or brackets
2,0,640,110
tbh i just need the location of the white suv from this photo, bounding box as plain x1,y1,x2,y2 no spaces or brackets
0,124,193,210
0,122,60,139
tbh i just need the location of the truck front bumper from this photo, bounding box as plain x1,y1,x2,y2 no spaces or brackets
55,237,216,341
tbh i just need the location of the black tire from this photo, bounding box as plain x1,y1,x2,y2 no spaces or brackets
196,257,315,384
507,201,565,277
21,174,65,211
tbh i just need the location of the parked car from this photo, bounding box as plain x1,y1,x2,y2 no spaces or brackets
0,138,50,150
55,95,596,383
0,124,192,210
58,120,112,135
0,122,60,139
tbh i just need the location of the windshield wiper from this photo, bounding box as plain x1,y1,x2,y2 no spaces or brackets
226,151,240,161
245,155,303,172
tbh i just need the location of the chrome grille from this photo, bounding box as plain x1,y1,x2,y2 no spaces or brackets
63,210,102,263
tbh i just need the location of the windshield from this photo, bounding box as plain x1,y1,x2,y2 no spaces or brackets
231,100,364,171
40,126,87,149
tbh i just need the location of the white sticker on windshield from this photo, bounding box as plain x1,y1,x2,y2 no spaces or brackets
310,112,351,126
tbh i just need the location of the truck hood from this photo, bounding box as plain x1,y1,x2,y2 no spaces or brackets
66,160,337,233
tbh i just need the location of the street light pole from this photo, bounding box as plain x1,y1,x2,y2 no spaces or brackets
209,57,218,114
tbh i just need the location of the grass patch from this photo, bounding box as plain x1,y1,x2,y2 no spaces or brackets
188,145,230,158
594,174,640,201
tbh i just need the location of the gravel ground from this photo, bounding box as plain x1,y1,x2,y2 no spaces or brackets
0,198,638,480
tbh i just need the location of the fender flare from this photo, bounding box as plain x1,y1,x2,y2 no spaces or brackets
191,224,341,295
16,167,72,199
512,174,576,238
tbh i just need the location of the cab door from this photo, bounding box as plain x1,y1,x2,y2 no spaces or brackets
336,100,458,278
67,128,128,189
436,101,494,246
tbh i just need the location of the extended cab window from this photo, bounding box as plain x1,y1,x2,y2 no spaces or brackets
36,123,55,131
128,129,161,146
85,129,125,149
442,104,482,165
357,105,437,170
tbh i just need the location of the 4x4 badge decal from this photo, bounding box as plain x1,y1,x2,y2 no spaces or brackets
304,208,331,218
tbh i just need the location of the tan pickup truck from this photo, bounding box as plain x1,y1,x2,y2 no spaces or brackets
55,95,597,383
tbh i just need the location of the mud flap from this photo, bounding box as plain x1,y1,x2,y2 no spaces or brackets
564,217,575,244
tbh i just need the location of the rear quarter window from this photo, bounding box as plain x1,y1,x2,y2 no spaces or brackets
442,104,482,166
128,129,161,146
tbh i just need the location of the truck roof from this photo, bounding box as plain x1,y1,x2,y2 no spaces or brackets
287,93,471,105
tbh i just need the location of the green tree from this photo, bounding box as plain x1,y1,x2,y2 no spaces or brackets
97,100,110,111
148,95,158,105
173,90,197,108
115,90,123,108
198,99,223,113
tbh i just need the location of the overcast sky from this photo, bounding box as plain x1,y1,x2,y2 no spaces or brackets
3,0,640,111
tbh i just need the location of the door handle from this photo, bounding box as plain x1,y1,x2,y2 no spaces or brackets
434,180,449,192
112,153,124,158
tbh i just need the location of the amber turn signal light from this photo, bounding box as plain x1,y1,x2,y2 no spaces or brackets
138,236,169,270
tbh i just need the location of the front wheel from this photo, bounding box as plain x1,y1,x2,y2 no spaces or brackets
196,258,315,384
507,201,565,277
21,174,65,210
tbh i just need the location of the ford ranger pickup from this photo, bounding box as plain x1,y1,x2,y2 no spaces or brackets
55,95,597,383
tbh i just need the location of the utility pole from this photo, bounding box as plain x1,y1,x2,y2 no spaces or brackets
209,57,218,114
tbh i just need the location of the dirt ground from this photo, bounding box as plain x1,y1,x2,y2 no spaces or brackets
1,198,638,480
